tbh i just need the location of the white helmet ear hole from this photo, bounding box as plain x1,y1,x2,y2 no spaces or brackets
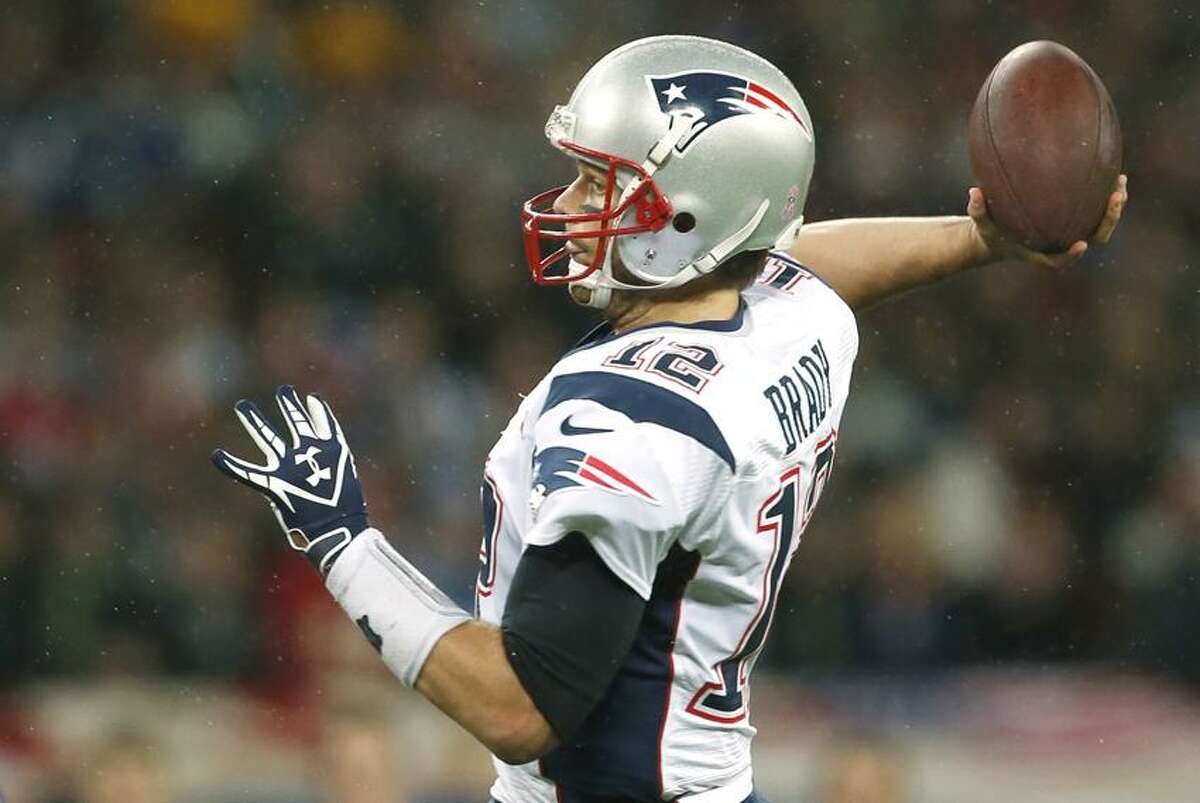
672,212,696,233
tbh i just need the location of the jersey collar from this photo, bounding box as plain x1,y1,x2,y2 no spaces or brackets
568,296,749,354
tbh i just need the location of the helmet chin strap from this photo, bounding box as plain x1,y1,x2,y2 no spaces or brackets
567,112,694,311
570,199,777,310
571,257,614,309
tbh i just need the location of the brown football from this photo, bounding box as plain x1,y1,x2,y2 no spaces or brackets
968,41,1122,252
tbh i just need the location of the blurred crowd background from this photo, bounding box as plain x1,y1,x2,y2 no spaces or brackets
1,0,1197,801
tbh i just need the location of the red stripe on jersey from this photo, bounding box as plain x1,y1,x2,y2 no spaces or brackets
578,466,618,490
584,454,657,501
816,428,838,450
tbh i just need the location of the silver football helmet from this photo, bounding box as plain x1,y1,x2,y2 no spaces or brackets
522,35,815,309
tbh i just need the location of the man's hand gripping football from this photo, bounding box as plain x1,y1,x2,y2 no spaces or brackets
969,173,1129,270
211,385,367,576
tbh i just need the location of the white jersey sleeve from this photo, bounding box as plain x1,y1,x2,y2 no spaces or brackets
523,375,734,600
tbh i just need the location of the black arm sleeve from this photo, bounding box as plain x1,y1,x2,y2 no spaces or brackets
500,531,647,742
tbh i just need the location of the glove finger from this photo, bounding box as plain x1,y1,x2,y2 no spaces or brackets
234,399,286,468
312,393,357,475
211,449,297,514
210,448,275,494
275,385,317,446
316,395,350,447
316,395,361,479
306,393,333,440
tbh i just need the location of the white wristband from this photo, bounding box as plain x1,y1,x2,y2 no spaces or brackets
325,528,472,687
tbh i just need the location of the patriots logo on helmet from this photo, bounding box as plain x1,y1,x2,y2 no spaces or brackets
529,446,660,513
648,70,811,154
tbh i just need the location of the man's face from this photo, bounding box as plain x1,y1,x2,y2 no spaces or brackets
550,159,650,309
552,159,613,267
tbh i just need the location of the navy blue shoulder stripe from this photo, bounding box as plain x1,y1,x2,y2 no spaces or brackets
542,372,736,472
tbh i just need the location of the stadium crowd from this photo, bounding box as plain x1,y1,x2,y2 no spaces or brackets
0,0,1197,799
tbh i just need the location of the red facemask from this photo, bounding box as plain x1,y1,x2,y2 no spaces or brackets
521,140,674,285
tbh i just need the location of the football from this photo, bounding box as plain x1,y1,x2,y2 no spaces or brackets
968,41,1122,252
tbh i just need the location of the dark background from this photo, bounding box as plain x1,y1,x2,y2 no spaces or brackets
0,1,1197,800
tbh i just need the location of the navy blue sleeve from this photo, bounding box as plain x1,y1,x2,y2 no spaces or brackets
501,532,647,743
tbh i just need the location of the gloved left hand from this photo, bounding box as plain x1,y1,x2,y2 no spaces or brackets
211,385,368,575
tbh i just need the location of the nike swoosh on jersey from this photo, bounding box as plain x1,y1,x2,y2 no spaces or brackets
560,415,613,436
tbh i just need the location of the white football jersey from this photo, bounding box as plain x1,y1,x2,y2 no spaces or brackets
477,252,858,803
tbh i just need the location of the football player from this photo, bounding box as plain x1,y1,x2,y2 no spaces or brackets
213,36,1126,803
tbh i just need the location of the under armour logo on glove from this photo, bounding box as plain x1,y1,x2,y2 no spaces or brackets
296,446,331,486
212,385,368,575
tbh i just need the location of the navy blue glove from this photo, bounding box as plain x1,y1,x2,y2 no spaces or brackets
211,385,368,575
